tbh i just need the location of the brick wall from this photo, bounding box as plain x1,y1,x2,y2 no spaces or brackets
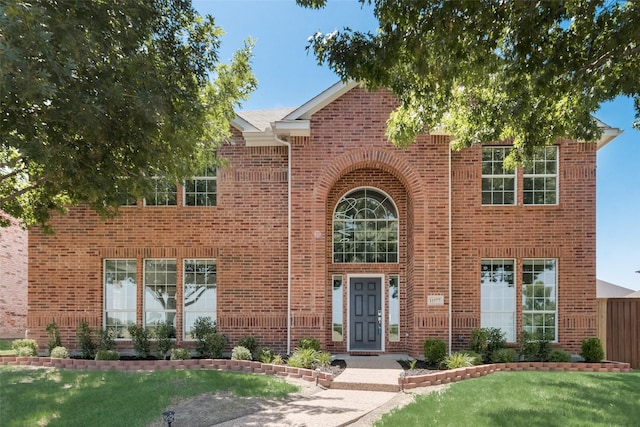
27,85,598,356
0,214,28,338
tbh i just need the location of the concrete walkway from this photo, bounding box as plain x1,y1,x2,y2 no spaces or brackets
213,355,438,427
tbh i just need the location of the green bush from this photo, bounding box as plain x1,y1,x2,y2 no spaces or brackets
463,350,484,365
470,328,507,362
257,347,275,363
272,354,285,365
442,352,475,369
469,328,488,356
423,338,447,366
490,348,517,363
99,328,116,351
287,347,331,369
95,349,120,360
580,337,604,363
519,330,553,362
298,337,321,351
191,317,226,359
128,324,151,359
549,349,572,363
12,339,38,356
45,320,62,354
231,346,253,361
170,348,192,360
486,328,507,354
154,321,176,360
238,336,259,358
50,346,69,359
77,321,97,359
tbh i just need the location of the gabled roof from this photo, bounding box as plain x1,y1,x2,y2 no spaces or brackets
597,279,635,298
231,81,622,147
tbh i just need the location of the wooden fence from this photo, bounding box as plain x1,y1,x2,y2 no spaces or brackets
606,298,640,369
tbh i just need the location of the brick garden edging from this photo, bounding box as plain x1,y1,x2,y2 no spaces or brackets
0,356,335,388
399,361,633,390
0,356,630,391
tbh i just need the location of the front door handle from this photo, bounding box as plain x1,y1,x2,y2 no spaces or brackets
377,309,382,326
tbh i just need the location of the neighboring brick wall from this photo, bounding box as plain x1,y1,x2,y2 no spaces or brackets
0,214,28,338
27,85,599,357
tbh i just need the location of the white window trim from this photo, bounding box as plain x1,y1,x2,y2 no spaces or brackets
522,258,558,343
481,147,517,206
523,146,559,206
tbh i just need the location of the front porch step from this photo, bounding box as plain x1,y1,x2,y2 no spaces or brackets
330,381,400,392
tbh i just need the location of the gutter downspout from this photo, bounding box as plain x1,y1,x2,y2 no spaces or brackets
448,141,453,354
274,132,292,355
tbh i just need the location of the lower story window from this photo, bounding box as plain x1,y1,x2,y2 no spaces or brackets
104,259,137,339
144,259,177,335
388,275,400,342
332,275,343,342
480,259,516,342
522,259,557,341
183,259,217,340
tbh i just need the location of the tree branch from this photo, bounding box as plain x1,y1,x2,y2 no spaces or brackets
0,176,48,205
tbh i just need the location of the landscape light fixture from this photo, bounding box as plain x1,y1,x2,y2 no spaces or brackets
162,410,175,427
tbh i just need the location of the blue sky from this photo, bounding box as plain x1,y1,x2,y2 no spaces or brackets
194,0,640,291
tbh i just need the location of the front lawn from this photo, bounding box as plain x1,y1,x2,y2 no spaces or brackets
377,370,640,427
1,366,299,427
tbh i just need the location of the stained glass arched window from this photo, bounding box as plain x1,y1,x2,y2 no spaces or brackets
333,188,398,263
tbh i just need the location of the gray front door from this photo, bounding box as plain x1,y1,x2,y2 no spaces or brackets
349,277,382,351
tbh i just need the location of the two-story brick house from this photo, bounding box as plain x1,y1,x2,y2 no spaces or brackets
27,81,621,356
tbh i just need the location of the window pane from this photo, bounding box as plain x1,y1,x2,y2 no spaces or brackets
480,259,516,342
523,147,558,205
104,259,137,340
333,188,398,263
183,259,217,340
332,275,344,341
522,259,557,341
388,275,400,342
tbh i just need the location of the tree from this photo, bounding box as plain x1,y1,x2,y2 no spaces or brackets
0,0,256,230
298,0,639,164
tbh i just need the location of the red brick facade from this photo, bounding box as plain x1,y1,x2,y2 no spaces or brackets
27,83,607,356
1,214,28,338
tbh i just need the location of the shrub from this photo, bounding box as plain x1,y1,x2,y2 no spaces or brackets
423,338,447,366
317,351,331,367
50,346,70,359
464,351,484,365
442,352,475,369
154,321,176,360
45,320,62,354
128,324,151,359
257,347,275,363
99,328,116,351
170,348,192,361
486,328,507,354
287,347,330,369
298,337,321,351
95,349,120,360
519,330,553,362
77,321,97,359
231,346,253,361
12,339,38,356
191,317,226,359
549,349,572,363
238,336,259,358
469,328,488,356
580,337,604,363
490,348,516,363
272,354,285,365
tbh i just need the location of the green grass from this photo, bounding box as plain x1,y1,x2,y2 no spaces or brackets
1,366,299,427
0,339,15,355
377,371,640,427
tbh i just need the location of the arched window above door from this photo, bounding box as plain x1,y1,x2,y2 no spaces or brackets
333,188,398,263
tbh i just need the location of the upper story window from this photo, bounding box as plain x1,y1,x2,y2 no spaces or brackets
333,188,398,263
482,147,516,205
523,146,558,205
144,176,177,206
184,166,217,206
